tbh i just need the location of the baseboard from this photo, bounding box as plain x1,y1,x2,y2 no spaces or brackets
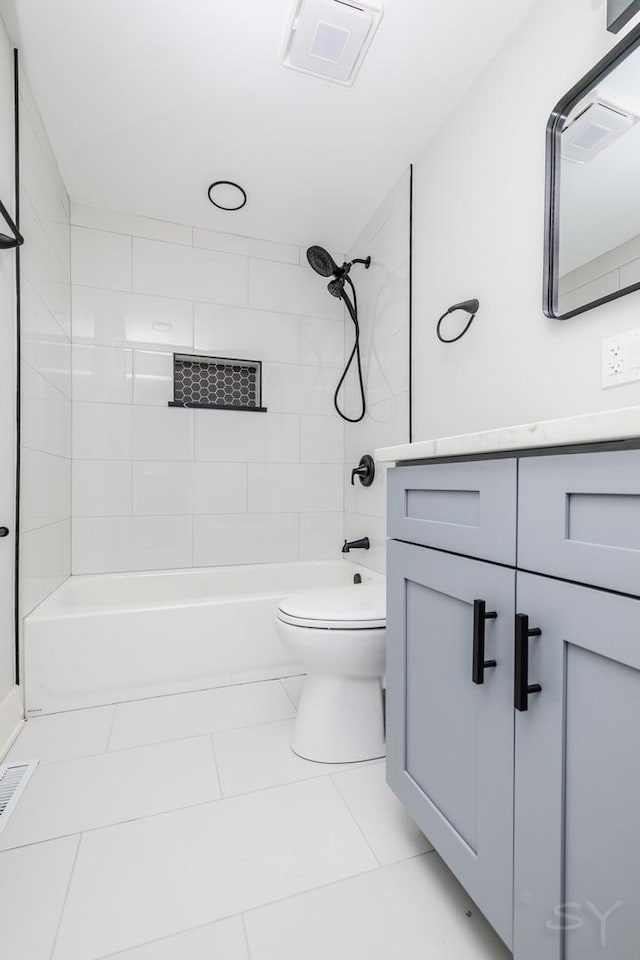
0,686,24,760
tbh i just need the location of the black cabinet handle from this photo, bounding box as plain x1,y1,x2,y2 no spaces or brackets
0,526,9,538
514,613,542,711
472,599,498,684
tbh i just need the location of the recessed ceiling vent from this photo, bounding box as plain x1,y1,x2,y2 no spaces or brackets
562,99,638,164
282,0,383,86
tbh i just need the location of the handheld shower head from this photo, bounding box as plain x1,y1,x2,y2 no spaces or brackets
306,245,340,278
327,277,345,299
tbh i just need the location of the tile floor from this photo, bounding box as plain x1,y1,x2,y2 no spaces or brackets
0,678,510,959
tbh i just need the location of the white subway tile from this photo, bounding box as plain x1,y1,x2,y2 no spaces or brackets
71,203,192,245
20,519,71,616
72,345,133,403
263,363,340,416
193,228,299,264
132,462,194,516
193,463,248,514
300,513,344,561
21,363,71,459
72,516,192,574
248,464,343,513
22,277,69,344
249,259,343,320
72,286,193,351
72,403,133,460
133,238,247,305
132,405,194,461
71,227,132,291
300,415,344,463
72,461,132,517
21,450,71,531
193,304,300,364
300,316,344,366
193,514,298,566
133,351,174,405
195,410,299,462
23,339,72,399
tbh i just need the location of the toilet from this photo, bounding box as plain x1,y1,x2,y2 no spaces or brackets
275,582,386,763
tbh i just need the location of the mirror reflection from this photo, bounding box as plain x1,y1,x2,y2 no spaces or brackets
555,45,640,316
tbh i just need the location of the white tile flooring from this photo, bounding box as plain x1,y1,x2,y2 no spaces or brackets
0,678,510,960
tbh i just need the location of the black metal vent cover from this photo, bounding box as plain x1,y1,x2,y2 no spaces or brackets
168,354,266,412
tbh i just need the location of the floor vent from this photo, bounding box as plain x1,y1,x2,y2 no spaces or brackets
0,760,38,834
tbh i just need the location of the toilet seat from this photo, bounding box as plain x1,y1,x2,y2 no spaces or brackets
277,583,386,630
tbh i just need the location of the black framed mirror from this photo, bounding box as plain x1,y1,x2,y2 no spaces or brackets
544,23,640,319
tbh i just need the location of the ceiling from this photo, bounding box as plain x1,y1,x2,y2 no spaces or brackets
1,0,538,250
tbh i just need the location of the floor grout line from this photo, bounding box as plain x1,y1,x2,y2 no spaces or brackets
328,773,383,868
47,832,82,960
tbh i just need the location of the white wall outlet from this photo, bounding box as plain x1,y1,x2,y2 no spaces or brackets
601,328,640,388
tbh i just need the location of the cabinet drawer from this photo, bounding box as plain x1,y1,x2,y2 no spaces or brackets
387,459,517,564
518,449,640,596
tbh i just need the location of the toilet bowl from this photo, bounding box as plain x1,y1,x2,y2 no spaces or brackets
275,582,386,763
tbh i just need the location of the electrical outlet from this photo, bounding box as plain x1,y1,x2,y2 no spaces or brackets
601,329,640,388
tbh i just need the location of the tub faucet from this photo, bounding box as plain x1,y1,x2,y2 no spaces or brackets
342,537,370,553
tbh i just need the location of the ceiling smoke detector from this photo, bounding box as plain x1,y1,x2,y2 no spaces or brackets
282,0,383,86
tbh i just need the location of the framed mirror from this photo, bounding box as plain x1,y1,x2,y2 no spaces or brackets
544,23,640,319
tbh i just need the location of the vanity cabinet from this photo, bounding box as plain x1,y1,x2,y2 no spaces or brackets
386,448,640,960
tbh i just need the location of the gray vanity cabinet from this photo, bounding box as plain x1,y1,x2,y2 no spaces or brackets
387,448,640,959
513,573,640,960
386,539,516,949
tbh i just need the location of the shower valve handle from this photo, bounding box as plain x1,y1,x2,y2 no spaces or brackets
351,455,375,487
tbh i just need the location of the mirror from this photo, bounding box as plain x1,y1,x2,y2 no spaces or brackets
544,24,640,319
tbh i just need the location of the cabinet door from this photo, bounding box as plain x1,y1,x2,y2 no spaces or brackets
514,573,640,960
386,540,515,948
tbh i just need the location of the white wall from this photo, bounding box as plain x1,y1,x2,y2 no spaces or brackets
412,0,640,441
343,170,411,573
18,69,71,616
70,206,346,574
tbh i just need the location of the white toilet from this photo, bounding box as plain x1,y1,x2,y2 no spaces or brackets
275,582,386,763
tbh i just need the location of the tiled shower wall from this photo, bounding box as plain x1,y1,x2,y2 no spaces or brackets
343,169,411,573
18,71,72,615
70,205,346,574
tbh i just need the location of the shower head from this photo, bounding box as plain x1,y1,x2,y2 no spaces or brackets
306,245,341,278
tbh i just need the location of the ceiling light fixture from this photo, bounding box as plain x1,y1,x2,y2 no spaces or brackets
207,181,247,211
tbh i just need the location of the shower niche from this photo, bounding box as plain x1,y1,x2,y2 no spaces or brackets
168,354,267,411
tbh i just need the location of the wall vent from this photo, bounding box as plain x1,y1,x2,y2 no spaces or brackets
0,760,38,835
168,354,266,412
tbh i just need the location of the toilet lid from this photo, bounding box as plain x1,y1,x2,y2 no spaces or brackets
277,583,386,630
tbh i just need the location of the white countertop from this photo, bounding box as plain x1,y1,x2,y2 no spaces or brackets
375,405,640,462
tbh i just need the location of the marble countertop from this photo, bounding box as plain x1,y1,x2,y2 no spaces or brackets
375,405,640,462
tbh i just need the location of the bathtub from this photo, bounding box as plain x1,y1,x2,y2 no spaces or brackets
24,560,383,715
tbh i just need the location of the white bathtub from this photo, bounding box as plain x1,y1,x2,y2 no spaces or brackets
24,560,383,715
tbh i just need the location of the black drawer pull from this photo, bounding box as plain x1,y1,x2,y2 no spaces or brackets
514,613,542,711
472,599,498,685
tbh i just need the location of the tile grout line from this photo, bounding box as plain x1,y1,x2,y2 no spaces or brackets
241,912,253,960
47,832,82,960
104,703,118,753
328,773,383,868
208,733,224,799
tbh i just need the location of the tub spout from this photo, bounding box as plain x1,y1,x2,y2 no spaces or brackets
342,537,370,553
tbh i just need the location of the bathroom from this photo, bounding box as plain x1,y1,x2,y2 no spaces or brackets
1,0,639,956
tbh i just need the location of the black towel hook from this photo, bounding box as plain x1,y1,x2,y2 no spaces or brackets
0,196,23,250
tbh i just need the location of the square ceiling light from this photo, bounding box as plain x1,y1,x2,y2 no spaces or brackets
282,0,383,86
